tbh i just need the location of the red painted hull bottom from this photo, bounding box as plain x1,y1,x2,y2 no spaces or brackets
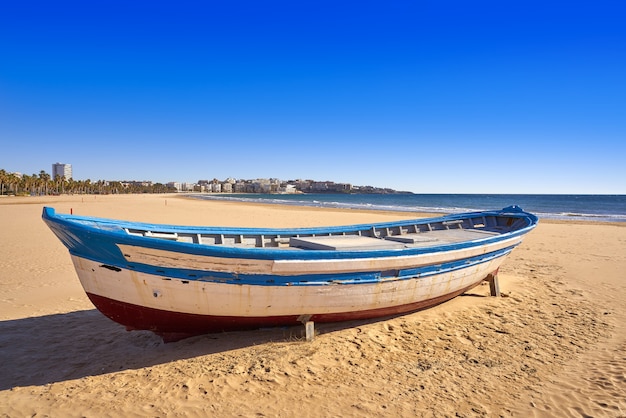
86,280,484,342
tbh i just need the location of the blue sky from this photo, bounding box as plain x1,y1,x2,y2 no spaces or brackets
1,1,625,193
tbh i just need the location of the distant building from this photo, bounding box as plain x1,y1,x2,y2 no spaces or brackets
281,184,297,194
181,182,196,191
167,182,182,191
52,163,72,180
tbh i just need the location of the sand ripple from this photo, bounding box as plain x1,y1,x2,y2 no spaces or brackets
1,196,625,417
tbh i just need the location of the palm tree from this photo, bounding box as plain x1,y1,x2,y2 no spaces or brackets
53,174,69,195
0,169,6,195
7,172,20,195
66,177,76,194
29,173,41,195
21,174,35,195
39,170,51,195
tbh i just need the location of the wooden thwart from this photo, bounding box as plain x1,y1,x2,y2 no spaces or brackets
384,234,439,244
290,235,404,251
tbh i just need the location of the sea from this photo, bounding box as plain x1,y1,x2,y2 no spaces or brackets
190,193,626,223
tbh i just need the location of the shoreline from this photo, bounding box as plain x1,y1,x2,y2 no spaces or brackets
0,193,442,225
1,193,624,227
1,194,625,416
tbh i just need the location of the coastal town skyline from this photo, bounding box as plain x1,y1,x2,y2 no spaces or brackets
0,163,410,195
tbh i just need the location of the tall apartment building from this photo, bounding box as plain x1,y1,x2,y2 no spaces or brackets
52,163,72,180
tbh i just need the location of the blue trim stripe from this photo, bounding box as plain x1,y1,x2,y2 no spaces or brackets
107,246,515,286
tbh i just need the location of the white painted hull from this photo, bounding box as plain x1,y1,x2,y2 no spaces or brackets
72,252,507,318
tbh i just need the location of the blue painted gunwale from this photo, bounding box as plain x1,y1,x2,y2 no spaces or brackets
42,206,536,257
42,206,536,285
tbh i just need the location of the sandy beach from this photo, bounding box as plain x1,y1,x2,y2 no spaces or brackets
1,194,625,417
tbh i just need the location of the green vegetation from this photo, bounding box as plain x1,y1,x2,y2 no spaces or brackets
0,169,177,196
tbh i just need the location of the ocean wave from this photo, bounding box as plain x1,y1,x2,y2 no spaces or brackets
190,195,492,217
188,194,626,223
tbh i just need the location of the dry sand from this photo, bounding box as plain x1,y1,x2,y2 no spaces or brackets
1,194,625,417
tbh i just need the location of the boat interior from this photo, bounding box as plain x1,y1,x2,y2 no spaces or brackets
123,214,526,250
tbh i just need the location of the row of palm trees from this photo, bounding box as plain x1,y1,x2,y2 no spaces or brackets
0,169,177,196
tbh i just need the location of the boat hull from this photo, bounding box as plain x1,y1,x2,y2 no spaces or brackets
71,250,508,341
43,205,538,341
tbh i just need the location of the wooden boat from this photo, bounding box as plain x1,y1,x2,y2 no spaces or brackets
42,205,537,342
